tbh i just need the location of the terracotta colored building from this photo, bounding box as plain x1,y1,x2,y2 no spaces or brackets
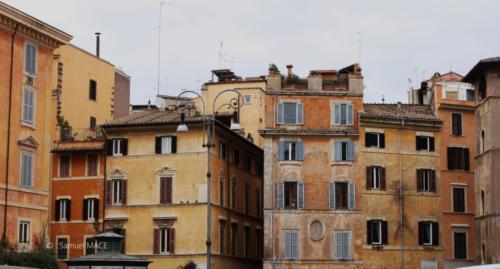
0,2,71,249
463,57,500,264
360,104,443,269
100,108,263,269
260,64,365,269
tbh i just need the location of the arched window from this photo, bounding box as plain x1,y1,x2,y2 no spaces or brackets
478,75,487,101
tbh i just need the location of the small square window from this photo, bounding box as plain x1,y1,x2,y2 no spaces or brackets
243,95,251,104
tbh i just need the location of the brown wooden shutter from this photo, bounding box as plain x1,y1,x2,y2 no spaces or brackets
153,229,159,254
366,167,372,190
94,199,99,220
83,199,88,220
66,199,71,221
122,180,127,204
169,228,175,253
160,177,165,203
121,139,128,156
430,170,436,192
382,221,388,245
447,147,454,170
416,169,422,191
379,133,385,148
166,177,172,203
432,222,439,246
418,222,424,245
380,167,386,190
429,137,435,151
464,148,470,171
105,181,112,205
106,140,113,156
366,220,372,244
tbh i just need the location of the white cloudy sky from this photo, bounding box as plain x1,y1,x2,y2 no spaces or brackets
6,0,499,104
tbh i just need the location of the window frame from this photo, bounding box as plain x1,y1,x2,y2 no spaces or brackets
277,101,304,125
451,113,463,136
243,95,252,104
112,180,123,205
365,132,384,148
59,154,71,178
56,236,69,260
160,136,173,154
24,42,38,76
453,230,467,260
89,79,97,101
371,167,381,189
112,139,122,156
22,86,36,125
159,227,174,254
20,150,34,188
84,198,97,220
18,220,31,245
332,103,354,126
334,230,352,260
421,222,433,246
86,153,99,177
416,135,434,151
452,186,466,213
334,141,355,162
283,230,299,260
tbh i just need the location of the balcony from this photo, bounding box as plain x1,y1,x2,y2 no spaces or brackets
60,127,104,142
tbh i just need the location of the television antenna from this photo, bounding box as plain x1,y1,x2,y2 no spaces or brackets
155,1,173,96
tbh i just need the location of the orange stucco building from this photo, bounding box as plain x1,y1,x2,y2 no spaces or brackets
0,2,71,249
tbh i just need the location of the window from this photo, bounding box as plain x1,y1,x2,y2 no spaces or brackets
283,230,299,260
334,231,351,260
454,231,467,259
83,198,98,220
244,155,251,172
85,237,96,255
106,180,127,205
87,154,98,176
453,187,466,213
60,155,70,177
416,136,435,151
244,184,249,214
231,148,240,165
466,89,475,101
334,141,355,161
256,190,261,217
57,237,68,259
332,103,354,126
89,116,96,130
231,223,238,255
219,221,226,254
89,80,97,101
243,95,251,104
279,141,304,161
219,177,224,206
329,182,355,210
160,177,172,204
256,229,263,258
418,221,439,246
108,139,128,156
365,132,385,148
159,228,175,253
22,87,35,124
446,91,459,99
219,141,227,159
56,199,71,221
244,226,250,257
278,181,304,209
367,220,388,245
366,166,385,190
452,113,463,136
277,102,303,125
24,42,37,75
18,221,30,244
417,169,436,192
447,147,470,171
20,151,33,188
155,136,177,154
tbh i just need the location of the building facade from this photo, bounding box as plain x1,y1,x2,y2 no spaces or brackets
0,2,71,249
464,58,500,264
114,67,131,119
101,109,263,269
360,104,443,269
260,64,365,269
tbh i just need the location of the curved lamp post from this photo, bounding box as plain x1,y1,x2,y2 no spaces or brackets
175,89,243,269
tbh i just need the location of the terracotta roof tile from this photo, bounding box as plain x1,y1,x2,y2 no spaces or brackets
102,110,230,127
361,104,438,121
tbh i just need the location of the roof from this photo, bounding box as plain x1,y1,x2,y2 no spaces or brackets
52,141,105,152
463,57,500,82
0,266,38,269
361,103,438,121
425,71,464,83
102,110,205,127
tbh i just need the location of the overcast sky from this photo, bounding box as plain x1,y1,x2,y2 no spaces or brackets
6,0,499,104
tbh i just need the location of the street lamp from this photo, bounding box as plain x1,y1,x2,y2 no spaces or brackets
175,89,243,269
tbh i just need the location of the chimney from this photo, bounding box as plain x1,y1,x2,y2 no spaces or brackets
95,32,101,58
286,64,293,77
397,102,402,109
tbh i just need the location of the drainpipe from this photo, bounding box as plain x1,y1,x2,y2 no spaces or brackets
399,119,405,269
101,128,109,232
2,24,19,245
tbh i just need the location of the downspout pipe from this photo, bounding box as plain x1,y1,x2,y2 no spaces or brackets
101,128,109,233
2,24,19,245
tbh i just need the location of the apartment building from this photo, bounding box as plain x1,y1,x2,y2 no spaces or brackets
260,64,365,269
360,103,443,269
463,57,500,264
100,109,263,269
0,2,72,249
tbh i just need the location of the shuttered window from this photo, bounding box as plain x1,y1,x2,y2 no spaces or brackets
283,230,299,260
18,221,30,244
24,43,37,75
219,220,226,254
106,180,127,205
416,136,435,151
22,87,35,124
418,221,439,246
154,228,175,254
365,132,385,148
366,166,386,190
447,147,470,171
279,141,304,161
334,141,355,162
219,141,227,159
108,139,128,156
452,113,463,136
155,136,177,154
329,182,355,210
278,181,304,209
231,223,238,255
55,199,71,221
277,102,304,125
87,154,98,176
59,155,70,177
83,198,99,220
57,237,69,259
20,151,33,188
332,103,354,126
160,177,172,204
367,220,388,245
453,187,466,213
416,169,436,192
89,80,97,101
334,231,351,260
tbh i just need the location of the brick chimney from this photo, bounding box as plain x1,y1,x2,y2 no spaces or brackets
286,64,293,77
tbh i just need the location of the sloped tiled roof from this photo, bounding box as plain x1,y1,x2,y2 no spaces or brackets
463,56,500,82
102,110,207,127
361,104,438,121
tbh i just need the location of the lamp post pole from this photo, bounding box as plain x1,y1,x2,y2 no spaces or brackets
175,89,243,269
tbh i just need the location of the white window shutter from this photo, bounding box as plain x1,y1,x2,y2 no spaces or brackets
297,103,304,124
296,142,304,161
347,104,354,125
343,232,350,259
334,104,340,125
284,232,291,259
347,142,355,161
335,232,343,259
278,182,284,209
297,182,304,209
291,232,298,259
346,232,352,259
277,103,283,124
348,182,355,209
329,182,335,209
279,141,285,161
334,142,342,161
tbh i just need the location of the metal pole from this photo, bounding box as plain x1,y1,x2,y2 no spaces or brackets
206,119,212,269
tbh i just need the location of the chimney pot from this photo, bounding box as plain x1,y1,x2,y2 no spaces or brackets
95,32,101,58
286,64,293,77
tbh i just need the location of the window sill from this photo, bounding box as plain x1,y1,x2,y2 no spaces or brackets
371,244,384,249
331,161,353,166
20,121,36,130
422,245,436,250
416,191,438,196
279,161,302,166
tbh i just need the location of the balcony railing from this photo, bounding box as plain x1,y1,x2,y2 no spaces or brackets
60,127,104,142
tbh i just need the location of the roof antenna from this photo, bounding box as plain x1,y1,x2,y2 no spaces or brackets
381,94,385,104
218,41,224,68
356,32,362,65
155,1,172,96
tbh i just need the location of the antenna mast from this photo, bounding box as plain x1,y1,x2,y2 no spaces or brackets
157,1,168,96
357,32,362,65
